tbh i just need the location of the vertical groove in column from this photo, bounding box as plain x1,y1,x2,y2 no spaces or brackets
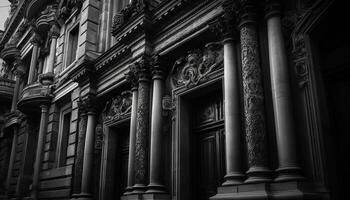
238,0,272,183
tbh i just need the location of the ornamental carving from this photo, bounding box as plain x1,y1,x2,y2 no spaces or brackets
112,0,147,33
102,91,132,122
95,124,104,150
170,42,223,88
292,34,309,88
240,26,269,168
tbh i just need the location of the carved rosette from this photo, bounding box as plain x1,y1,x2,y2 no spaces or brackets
102,91,132,122
292,34,309,88
134,58,151,186
170,42,223,88
239,7,269,169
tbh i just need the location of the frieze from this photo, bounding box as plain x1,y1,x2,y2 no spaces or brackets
102,91,132,122
170,42,223,88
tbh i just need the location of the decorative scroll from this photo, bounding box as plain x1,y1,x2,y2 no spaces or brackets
170,42,223,88
102,91,132,122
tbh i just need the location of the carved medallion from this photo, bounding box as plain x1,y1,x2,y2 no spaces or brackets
170,42,223,88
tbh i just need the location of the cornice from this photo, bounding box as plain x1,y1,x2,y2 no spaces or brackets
95,45,131,71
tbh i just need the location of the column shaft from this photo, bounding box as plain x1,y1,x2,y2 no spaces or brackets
46,37,57,74
6,128,18,194
147,77,165,193
11,76,20,112
222,39,244,185
133,63,150,193
81,111,96,195
28,44,39,84
239,1,271,183
31,105,49,199
266,4,303,181
125,88,138,193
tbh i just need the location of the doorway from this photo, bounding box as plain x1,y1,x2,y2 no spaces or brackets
189,90,225,200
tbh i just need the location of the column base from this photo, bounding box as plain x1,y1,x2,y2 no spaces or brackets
123,186,134,195
222,172,245,186
245,167,272,184
146,183,167,194
132,184,147,194
70,192,93,200
275,166,305,182
210,181,328,200
121,193,143,200
121,193,170,200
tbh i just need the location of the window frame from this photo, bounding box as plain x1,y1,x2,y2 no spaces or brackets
56,103,72,167
63,21,80,70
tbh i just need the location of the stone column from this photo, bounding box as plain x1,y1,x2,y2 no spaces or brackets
6,128,18,194
124,66,138,194
147,55,166,193
11,61,25,112
78,97,96,199
40,24,59,85
27,34,41,84
265,0,303,181
72,103,88,196
31,105,49,200
132,59,151,193
238,0,272,183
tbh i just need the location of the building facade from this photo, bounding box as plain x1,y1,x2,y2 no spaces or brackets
0,0,348,200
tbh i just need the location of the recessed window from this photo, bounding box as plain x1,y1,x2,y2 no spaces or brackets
66,25,79,67
56,104,71,167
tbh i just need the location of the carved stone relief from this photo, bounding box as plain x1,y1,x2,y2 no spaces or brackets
102,91,132,122
170,42,223,88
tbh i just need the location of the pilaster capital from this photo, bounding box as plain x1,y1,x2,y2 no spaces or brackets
30,33,42,46
79,95,97,115
134,56,151,83
264,0,281,19
125,64,138,90
151,54,165,80
237,0,258,28
209,0,239,41
48,24,60,39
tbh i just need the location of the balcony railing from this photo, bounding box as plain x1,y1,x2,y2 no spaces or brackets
0,77,15,100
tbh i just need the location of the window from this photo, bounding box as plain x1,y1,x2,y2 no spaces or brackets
66,25,79,67
56,104,71,167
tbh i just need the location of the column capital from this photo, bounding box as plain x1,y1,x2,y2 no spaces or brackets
13,60,25,79
237,0,258,28
30,33,42,46
264,0,281,19
135,56,151,83
125,64,139,91
151,54,165,80
209,0,239,41
48,24,60,39
80,95,97,115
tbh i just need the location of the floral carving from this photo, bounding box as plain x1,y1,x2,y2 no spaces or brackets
102,91,132,122
170,42,223,88
240,25,269,168
94,124,104,150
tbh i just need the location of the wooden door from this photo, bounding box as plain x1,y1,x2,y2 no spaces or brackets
191,94,225,200
114,127,129,198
